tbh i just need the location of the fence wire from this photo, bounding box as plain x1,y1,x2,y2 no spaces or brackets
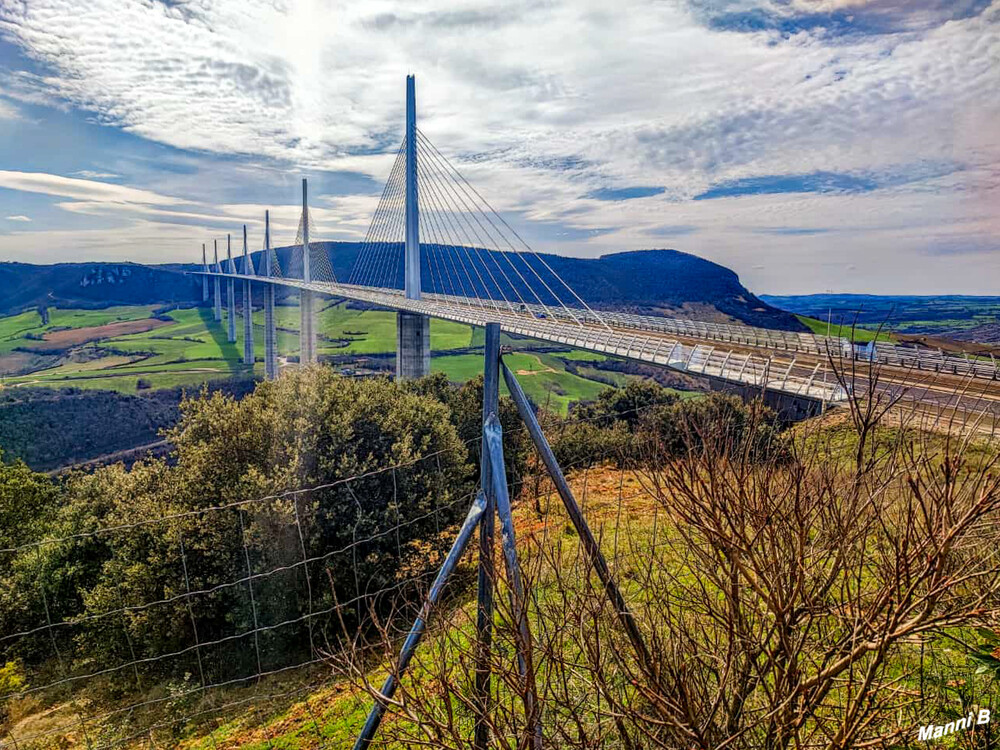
0,399,672,749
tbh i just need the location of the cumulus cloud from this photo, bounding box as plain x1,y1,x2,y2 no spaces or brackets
4,214,30,221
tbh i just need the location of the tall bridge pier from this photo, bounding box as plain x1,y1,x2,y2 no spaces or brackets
397,74,431,380
212,240,222,322
299,179,317,366
263,210,278,379
201,244,209,302
226,234,236,343
241,225,254,366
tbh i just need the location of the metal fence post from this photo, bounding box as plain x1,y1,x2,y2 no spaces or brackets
474,322,500,750
484,414,543,749
352,492,487,750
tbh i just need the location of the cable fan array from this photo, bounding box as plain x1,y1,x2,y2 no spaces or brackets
284,204,337,283
349,130,604,328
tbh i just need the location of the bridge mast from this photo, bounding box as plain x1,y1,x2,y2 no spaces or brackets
263,210,278,379
397,74,431,379
242,225,254,366
300,178,317,365
201,243,209,302
213,240,222,322
226,234,236,343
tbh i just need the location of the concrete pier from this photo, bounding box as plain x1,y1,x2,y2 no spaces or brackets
397,74,430,379
299,178,316,365
241,225,254,366
213,240,222,322
226,234,236,343
263,210,278,379
396,312,430,380
201,244,209,302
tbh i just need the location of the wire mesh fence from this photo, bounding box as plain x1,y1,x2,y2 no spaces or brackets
0,435,481,749
0,395,673,750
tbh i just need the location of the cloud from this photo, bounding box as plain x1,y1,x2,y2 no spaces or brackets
0,170,187,205
0,98,20,120
0,0,996,293
72,170,120,179
4,215,31,221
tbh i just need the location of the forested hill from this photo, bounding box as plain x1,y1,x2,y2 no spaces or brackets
1,246,804,330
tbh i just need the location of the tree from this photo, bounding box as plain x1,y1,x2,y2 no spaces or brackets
0,369,477,688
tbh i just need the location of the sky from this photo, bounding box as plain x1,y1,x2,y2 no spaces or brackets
0,0,997,295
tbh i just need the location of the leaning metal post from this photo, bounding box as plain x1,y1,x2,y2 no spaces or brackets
474,322,500,750
484,413,543,749
352,491,487,750
501,360,658,685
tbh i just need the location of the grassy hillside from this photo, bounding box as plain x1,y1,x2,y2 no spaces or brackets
0,300,674,467
794,314,893,343
0,302,631,413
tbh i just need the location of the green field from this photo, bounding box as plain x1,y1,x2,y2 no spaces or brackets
0,301,653,413
796,314,893,343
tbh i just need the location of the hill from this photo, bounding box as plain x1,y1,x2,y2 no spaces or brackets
0,380,257,471
2,246,804,330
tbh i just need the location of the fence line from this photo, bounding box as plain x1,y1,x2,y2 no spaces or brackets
1,410,657,749
0,440,479,557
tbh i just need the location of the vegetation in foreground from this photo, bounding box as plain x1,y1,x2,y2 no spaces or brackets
2,371,998,749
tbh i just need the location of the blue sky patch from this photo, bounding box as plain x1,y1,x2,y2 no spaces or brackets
694,171,878,200
645,224,699,237
587,186,665,201
700,0,993,37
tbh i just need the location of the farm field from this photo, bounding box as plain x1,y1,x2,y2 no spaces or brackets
795,315,892,343
766,294,1000,341
0,301,652,413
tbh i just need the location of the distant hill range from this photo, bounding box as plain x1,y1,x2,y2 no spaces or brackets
763,293,1000,344
1,245,804,330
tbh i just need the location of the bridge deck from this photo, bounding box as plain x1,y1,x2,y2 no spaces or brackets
201,273,847,403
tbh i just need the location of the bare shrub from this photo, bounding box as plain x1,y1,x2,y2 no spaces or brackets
336,368,1000,750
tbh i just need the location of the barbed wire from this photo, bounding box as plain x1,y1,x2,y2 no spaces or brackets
0,491,474,646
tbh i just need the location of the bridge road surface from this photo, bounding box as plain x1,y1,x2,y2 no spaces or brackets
199,272,1000,429
627,324,1000,431
201,273,844,400
471,291,1000,425
520,308,1000,432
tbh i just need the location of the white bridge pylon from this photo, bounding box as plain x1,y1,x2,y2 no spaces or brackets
195,75,849,405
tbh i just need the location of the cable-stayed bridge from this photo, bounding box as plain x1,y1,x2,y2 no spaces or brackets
5,74,1000,750
196,75,1000,417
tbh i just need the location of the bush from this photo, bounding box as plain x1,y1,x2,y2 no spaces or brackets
556,384,785,468
0,369,475,687
573,379,679,428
